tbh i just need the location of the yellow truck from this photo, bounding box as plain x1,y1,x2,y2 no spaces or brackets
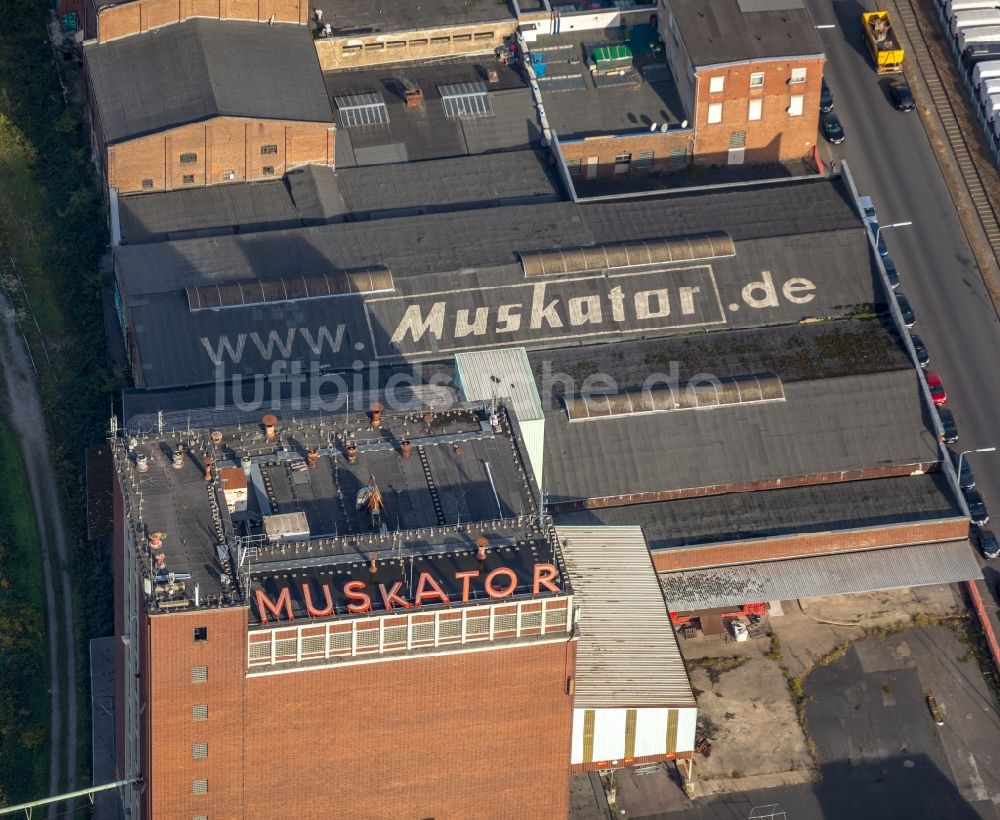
862,11,905,73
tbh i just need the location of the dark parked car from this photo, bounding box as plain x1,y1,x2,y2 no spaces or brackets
888,79,915,111
821,80,834,113
952,450,976,490
972,528,1000,559
965,489,989,526
821,111,845,144
938,407,959,443
883,256,900,289
895,292,916,327
910,334,929,367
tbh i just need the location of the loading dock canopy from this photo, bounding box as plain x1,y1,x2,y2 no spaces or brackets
660,541,983,612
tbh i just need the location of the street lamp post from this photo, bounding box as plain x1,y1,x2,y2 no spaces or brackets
956,447,997,484
875,220,913,247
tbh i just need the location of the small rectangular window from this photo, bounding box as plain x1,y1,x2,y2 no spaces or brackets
193,627,207,642
182,174,195,184
613,152,631,174
192,704,208,721
260,144,278,155
192,742,208,760
141,178,153,189
748,98,762,121
474,31,494,40
179,152,197,164
749,72,764,89
729,131,747,148
707,102,723,124
387,40,405,49
193,816,208,820
192,666,208,683
709,75,724,93
566,158,582,176
635,150,654,168
788,94,804,116
431,36,450,44
192,778,208,795
453,34,472,42
409,38,427,46
790,67,807,84
364,42,384,51
262,166,275,176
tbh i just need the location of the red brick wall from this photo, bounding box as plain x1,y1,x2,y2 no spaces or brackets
95,0,308,42
106,116,335,193
652,518,970,572
559,131,693,180
693,57,825,166
144,607,248,820
245,639,576,820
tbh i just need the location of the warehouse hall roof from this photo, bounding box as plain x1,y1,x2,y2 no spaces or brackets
558,525,695,708
86,19,333,144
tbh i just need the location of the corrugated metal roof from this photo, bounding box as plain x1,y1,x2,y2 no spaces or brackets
557,526,695,708
455,348,543,422
659,541,983,612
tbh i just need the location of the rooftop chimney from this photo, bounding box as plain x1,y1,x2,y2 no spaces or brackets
171,450,184,469
306,448,319,469
404,86,424,108
135,452,149,473
149,532,164,551
370,402,383,428
262,414,278,440
241,455,252,476
476,536,488,562
203,455,213,481
155,552,166,570
400,439,412,460
368,552,378,576
487,67,500,84
346,441,359,464
210,430,223,446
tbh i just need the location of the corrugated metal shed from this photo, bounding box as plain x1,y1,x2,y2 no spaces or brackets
557,526,695,708
659,541,983,612
455,348,545,487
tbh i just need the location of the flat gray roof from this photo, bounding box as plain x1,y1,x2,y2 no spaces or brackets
85,20,333,144
314,0,514,35
553,473,963,549
116,150,562,244
667,0,823,67
557,526,695,708
325,60,535,166
543,368,939,505
659,541,982,611
531,29,686,137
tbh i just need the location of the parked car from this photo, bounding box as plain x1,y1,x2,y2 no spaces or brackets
951,450,976,489
910,334,929,367
883,256,900,288
965,489,990,525
925,372,948,406
938,407,959,443
872,227,889,257
821,111,845,144
972,528,1000,559
895,292,916,327
888,78,915,111
821,79,834,113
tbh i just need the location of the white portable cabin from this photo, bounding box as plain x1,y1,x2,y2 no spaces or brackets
980,76,1000,104
946,0,1000,16
972,58,1000,84
950,8,1000,37
958,25,1000,51
983,91,1000,120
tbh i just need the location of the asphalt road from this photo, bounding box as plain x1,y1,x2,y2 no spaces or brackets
810,0,1000,573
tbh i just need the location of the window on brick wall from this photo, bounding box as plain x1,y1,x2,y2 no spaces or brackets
193,816,208,820
729,131,747,148
750,72,764,89
613,152,631,174
709,75,724,93
260,144,278,155
192,779,208,795
193,627,207,642
566,158,582,176
635,150,654,168
262,166,275,176
192,704,208,721
788,95,804,116
192,742,208,760
707,102,723,124
191,666,208,683
141,179,153,190
182,174,195,185
179,152,197,164
790,67,807,84
748,98,762,121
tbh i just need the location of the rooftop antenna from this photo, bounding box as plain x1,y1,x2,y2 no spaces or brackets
157,410,164,436
186,412,191,439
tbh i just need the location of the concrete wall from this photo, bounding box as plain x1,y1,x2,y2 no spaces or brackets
651,518,971,572
106,116,335,193
244,640,576,819
90,0,308,42
693,56,825,166
559,130,693,180
314,20,516,70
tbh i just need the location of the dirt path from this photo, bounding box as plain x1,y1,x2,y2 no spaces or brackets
0,292,76,815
